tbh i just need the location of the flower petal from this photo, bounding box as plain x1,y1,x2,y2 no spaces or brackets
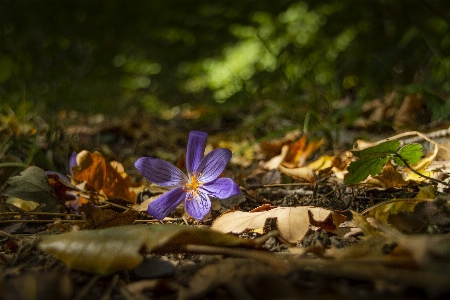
200,178,240,199
186,131,207,175
147,187,186,219
185,191,211,220
45,171,71,183
196,148,232,183
69,151,77,176
135,157,186,186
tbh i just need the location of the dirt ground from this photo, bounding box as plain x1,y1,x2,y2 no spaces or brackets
2,111,450,300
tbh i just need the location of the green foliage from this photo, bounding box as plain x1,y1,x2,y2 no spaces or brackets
393,143,423,167
0,0,449,128
345,141,423,185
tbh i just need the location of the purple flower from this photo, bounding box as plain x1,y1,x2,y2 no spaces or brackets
134,131,240,220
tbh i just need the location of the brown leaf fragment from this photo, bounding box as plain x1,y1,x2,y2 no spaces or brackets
373,163,407,188
78,203,138,229
249,204,277,213
308,209,347,232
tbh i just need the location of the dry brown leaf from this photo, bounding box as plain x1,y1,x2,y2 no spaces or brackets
278,165,316,184
211,207,346,243
373,163,407,188
72,150,136,203
259,130,301,158
78,203,138,229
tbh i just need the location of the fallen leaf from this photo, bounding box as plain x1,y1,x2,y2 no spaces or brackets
77,203,139,229
416,185,435,199
373,163,407,188
387,200,450,234
283,135,324,167
72,150,136,203
278,165,316,184
211,207,346,243
307,155,334,172
264,145,289,170
2,166,62,213
5,197,39,211
259,130,301,158
345,140,400,185
39,224,256,274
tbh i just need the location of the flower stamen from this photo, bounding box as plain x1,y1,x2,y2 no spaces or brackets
184,172,203,201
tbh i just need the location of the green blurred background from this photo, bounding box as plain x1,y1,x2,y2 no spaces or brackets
1,0,450,127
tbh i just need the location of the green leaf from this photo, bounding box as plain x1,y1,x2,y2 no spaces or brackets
39,224,257,274
352,140,400,158
393,143,422,166
345,156,390,185
345,140,400,185
2,166,61,213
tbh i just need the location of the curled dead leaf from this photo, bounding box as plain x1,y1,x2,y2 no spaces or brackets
264,145,289,170
211,207,346,243
278,165,316,185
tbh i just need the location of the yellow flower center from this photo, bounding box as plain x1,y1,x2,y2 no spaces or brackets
184,172,203,200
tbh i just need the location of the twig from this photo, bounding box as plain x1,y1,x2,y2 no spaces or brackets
100,274,119,300
0,229,18,239
394,153,450,187
0,211,82,218
0,219,86,224
73,274,103,300
184,244,291,274
0,162,29,169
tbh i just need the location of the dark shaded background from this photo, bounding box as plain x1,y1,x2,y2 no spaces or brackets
1,0,450,130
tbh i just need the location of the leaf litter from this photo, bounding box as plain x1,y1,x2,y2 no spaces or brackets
1,114,450,299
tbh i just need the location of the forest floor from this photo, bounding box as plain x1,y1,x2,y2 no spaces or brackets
1,102,450,300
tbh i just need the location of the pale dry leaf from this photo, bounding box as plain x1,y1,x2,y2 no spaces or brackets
264,145,289,170
211,207,343,243
278,165,316,184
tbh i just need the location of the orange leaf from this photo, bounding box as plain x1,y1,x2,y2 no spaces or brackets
72,151,136,203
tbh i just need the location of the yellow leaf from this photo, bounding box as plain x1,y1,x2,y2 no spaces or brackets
6,197,39,211
307,155,334,171
416,185,435,199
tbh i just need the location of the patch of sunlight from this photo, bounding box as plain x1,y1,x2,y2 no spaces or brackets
343,75,359,89
120,76,151,90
